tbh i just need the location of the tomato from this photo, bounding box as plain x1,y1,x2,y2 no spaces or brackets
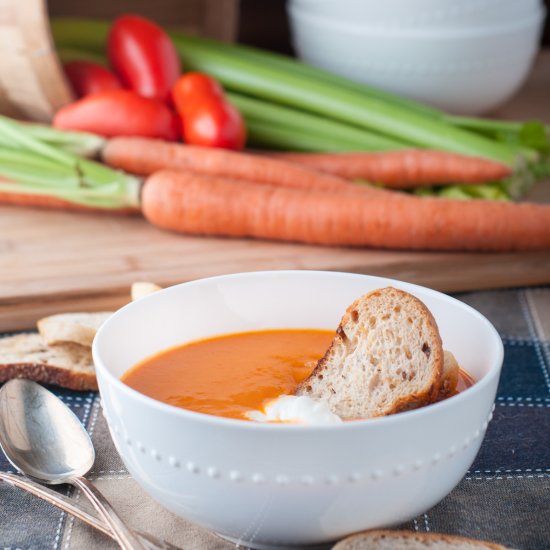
183,98,246,150
107,14,181,102
171,72,224,115
63,61,123,97
53,90,180,140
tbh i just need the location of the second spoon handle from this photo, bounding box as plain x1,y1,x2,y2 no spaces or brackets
0,471,108,534
72,475,147,550
0,472,178,550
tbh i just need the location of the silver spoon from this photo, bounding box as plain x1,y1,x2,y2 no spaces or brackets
0,379,146,550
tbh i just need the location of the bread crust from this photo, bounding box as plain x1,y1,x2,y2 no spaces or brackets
297,287,444,419
332,529,515,549
0,363,97,391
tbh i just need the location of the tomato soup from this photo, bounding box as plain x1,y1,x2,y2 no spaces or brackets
122,329,475,421
122,329,335,420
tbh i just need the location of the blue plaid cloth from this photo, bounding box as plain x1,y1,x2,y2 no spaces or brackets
1,287,549,549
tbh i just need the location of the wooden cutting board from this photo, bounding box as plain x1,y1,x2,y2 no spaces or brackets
1,54,549,331
1,195,549,332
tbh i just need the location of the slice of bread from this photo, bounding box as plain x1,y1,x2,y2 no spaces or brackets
131,281,163,301
438,351,460,400
296,287,444,419
37,312,112,347
0,333,97,391
332,530,514,549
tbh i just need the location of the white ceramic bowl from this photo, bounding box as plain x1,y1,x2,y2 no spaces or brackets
93,271,503,549
289,0,542,29
288,7,546,114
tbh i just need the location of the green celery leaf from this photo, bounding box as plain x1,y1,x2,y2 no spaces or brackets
414,183,510,201
493,121,550,154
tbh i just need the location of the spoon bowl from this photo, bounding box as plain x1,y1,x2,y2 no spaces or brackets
0,378,94,483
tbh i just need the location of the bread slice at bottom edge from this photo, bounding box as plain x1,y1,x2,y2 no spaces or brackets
332,530,515,550
0,333,97,391
297,286,444,419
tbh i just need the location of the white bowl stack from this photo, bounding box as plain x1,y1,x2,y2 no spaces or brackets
287,0,546,114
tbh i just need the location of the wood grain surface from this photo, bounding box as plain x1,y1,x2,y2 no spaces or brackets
0,52,548,331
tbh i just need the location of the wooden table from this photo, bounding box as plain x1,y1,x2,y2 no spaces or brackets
0,52,548,331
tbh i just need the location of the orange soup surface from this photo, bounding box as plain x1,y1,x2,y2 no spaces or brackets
122,329,475,421
122,329,335,420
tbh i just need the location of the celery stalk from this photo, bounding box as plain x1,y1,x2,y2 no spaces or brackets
443,115,550,136
0,117,106,158
0,117,141,209
0,165,78,188
23,124,106,158
229,92,407,152
50,19,107,55
244,120,360,152
0,116,74,166
56,47,107,66
0,148,75,173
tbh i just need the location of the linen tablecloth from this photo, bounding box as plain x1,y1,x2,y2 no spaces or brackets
1,286,549,549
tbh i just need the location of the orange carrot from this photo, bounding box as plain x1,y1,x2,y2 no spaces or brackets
142,170,550,252
266,150,512,187
102,137,394,197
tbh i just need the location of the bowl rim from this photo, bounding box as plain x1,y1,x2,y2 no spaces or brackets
93,270,504,433
288,4,546,38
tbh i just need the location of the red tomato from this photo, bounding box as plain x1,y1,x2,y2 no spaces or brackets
107,14,181,102
63,61,123,97
171,72,224,115
183,98,246,150
53,90,180,140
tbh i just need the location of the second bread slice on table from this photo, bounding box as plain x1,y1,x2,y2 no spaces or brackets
296,287,444,419
37,312,113,347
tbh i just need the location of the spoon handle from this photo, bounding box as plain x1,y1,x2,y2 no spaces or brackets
72,475,148,550
0,472,179,550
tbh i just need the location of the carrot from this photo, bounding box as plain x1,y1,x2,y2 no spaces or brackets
102,136,394,197
142,170,550,252
266,150,512,188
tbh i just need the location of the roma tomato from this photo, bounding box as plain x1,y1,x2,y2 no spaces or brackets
63,61,123,97
53,90,180,140
183,98,246,150
171,72,224,115
107,14,181,102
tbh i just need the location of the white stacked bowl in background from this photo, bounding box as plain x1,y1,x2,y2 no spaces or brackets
287,0,546,114
289,0,542,29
